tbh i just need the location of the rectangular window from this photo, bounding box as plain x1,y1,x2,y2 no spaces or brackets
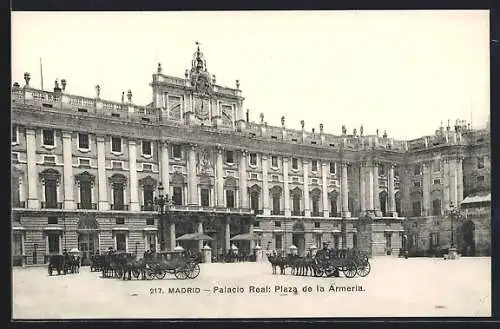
48,234,60,254
172,145,182,158
142,141,152,156
433,160,441,172
477,157,485,169
48,216,58,225
432,199,441,216
79,181,92,209
251,173,258,180
42,130,55,146
173,186,183,205
249,153,257,166
412,201,421,217
78,133,89,149
314,222,320,228
12,152,19,162
43,155,56,164
275,221,281,227
226,190,235,208
116,217,125,225
477,176,485,183
45,180,58,208
271,156,278,168
115,233,126,252
226,150,234,164
79,158,91,167
112,183,124,210
142,163,153,171
311,160,318,172
275,234,282,250
250,193,259,213
112,161,123,169
272,196,280,214
146,218,155,226
314,234,322,249
272,175,279,182
12,126,17,144
312,200,320,216
330,162,336,174
201,188,210,207
292,158,298,170
111,137,122,153
433,179,441,185
143,185,154,209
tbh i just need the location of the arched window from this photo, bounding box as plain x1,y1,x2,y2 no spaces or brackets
271,186,282,215
40,169,61,209
311,188,321,217
249,184,261,214
75,171,95,209
109,173,127,210
139,176,157,211
291,187,302,215
379,190,388,216
395,191,401,216
329,190,339,217
171,172,185,205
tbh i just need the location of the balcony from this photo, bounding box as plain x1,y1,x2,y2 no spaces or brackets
110,204,130,211
311,211,322,217
291,210,302,216
254,209,263,215
271,210,285,216
12,201,26,208
141,204,156,211
329,211,341,217
77,203,97,210
41,202,63,209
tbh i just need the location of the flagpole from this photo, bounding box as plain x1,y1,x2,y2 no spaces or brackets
40,58,44,91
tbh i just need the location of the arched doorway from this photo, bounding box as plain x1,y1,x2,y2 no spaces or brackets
461,219,476,256
77,215,100,265
379,190,388,217
292,221,306,256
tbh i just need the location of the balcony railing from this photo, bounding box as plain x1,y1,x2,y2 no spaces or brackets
291,210,302,216
77,203,97,210
271,210,285,215
110,204,130,211
254,209,263,215
141,204,156,211
311,212,322,217
12,201,26,208
41,202,63,209
329,211,341,217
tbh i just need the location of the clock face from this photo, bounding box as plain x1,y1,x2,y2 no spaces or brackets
195,98,209,120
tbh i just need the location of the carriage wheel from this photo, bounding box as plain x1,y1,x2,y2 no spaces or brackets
186,263,200,279
146,269,156,280
174,269,188,280
343,263,357,278
154,270,167,280
356,261,371,277
313,266,324,277
324,265,336,277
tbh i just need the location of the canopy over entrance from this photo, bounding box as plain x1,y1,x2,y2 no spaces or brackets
230,233,258,241
176,233,214,241
461,192,490,205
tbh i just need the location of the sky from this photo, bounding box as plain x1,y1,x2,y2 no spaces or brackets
11,11,490,140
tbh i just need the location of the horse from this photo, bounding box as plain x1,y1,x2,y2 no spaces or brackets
267,252,288,275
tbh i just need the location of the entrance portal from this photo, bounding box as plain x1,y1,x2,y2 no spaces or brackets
292,234,306,256
461,220,476,256
77,215,100,265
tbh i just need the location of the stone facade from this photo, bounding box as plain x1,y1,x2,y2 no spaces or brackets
11,45,491,265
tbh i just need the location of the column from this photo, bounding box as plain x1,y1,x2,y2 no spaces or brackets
225,221,231,251
321,162,329,217
388,164,397,217
128,140,140,211
367,164,374,212
62,131,75,209
303,159,310,217
249,223,255,250
283,157,291,216
457,157,464,204
161,141,170,195
443,159,450,212
96,135,109,210
187,144,197,205
197,222,203,251
239,151,248,209
422,162,431,216
216,148,224,207
341,161,350,217
26,128,39,208
169,223,176,250
359,162,366,215
449,158,458,208
262,155,270,215
402,167,411,217
372,162,380,216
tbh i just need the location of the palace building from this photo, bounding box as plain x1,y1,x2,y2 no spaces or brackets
11,45,491,266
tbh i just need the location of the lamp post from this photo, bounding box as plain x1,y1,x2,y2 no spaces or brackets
447,201,463,259
154,182,173,251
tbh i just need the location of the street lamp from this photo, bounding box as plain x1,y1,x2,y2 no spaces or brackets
154,182,173,251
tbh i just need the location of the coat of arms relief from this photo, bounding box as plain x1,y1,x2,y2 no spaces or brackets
197,148,214,176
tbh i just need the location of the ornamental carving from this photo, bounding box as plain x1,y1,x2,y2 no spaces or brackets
290,186,302,198
138,175,157,188
39,168,61,184
75,171,96,187
108,173,127,186
197,148,214,176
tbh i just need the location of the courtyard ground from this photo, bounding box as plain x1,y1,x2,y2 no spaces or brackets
12,256,491,319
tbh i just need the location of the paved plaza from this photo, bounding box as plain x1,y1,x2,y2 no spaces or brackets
12,257,491,319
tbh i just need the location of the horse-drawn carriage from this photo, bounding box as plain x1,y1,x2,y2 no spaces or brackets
313,248,371,278
48,253,81,276
98,250,200,280
139,251,201,280
268,248,371,278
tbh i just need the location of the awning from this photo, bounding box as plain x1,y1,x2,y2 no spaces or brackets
230,233,258,241
176,233,214,241
461,193,491,204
